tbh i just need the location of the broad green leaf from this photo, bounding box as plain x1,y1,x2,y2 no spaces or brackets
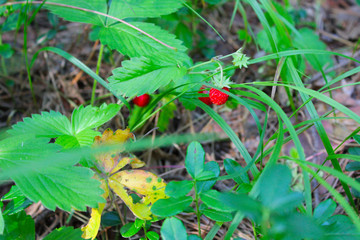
161,217,187,240
349,147,360,156
322,215,360,239
252,164,303,211
314,199,336,224
100,22,187,59
202,208,232,222
71,104,120,134
44,0,106,25
1,211,35,240
148,231,160,240
0,136,104,211
108,0,183,21
196,161,220,193
12,165,104,212
8,104,119,147
224,158,249,184
270,212,324,240
108,55,187,97
345,161,360,171
188,235,202,240
2,185,32,215
101,212,121,227
185,141,205,179
200,190,262,222
165,180,193,198
293,28,334,74
43,227,83,240
7,110,71,137
151,196,193,217
120,222,141,238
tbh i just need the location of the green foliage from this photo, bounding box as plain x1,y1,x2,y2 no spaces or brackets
8,103,119,147
108,54,187,97
160,217,187,240
120,221,142,238
0,211,35,240
42,227,83,240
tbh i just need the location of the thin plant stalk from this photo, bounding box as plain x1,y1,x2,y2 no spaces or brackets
23,0,37,105
91,43,104,106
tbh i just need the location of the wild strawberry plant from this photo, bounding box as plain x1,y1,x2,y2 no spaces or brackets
1,0,360,239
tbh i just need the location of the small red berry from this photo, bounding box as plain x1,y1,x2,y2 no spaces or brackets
133,94,150,107
209,87,229,105
198,86,212,105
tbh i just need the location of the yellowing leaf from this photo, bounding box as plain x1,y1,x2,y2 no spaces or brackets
111,170,167,205
93,128,134,172
110,157,145,174
109,178,152,220
81,180,109,240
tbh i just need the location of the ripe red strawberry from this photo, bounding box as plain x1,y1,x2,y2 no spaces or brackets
198,86,212,105
133,94,150,107
209,87,229,105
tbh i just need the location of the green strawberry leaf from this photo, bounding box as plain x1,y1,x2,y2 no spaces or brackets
0,137,104,211
1,211,35,240
45,0,183,26
100,22,187,59
43,226,83,240
44,0,107,26
108,55,187,97
8,103,119,147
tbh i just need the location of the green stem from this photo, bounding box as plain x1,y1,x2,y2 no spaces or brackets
91,44,104,106
188,52,235,71
193,182,202,237
23,0,36,105
0,36,7,76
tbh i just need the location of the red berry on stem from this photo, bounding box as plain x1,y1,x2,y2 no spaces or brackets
209,87,229,105
198,86,212,105
133,94,150,107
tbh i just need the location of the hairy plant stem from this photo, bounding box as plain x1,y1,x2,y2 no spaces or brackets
193,182,202,237
188,52,235,72
91,43,104,106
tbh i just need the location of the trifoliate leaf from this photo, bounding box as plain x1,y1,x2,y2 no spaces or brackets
8,103,119,147
100,22,187,59
108,55,187,97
